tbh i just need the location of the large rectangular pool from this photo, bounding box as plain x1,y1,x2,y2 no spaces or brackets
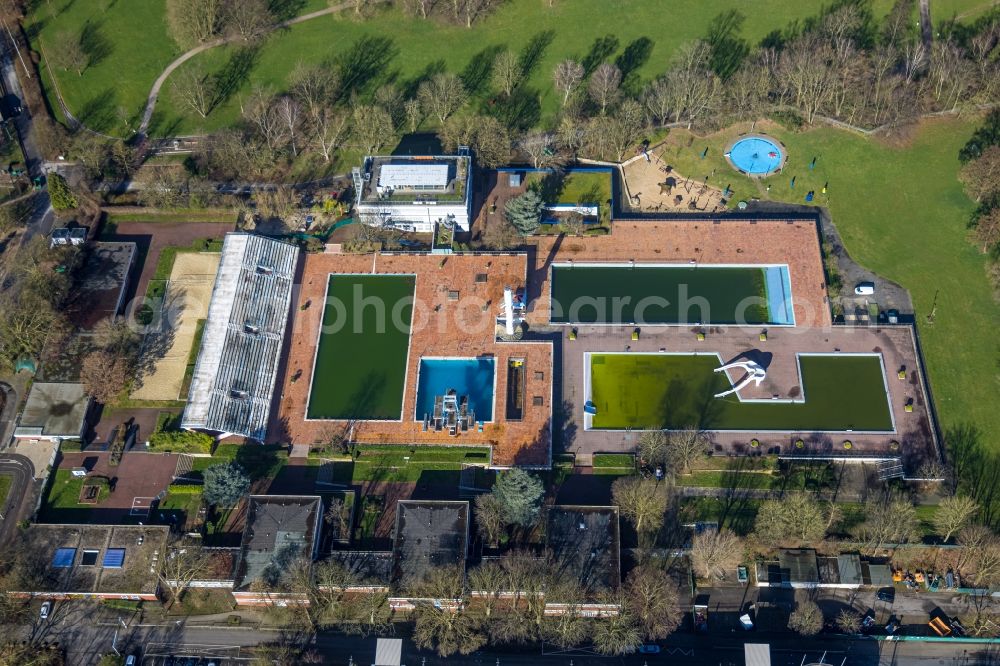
550,264,793,325
307,274,415,420
415,357,496,422
587,352,892,432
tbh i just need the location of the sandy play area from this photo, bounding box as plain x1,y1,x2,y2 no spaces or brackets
131,252,220,401
621,148,728,213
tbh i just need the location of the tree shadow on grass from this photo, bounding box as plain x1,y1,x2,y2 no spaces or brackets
269,0,306,22
401,59,447,100
518,30,556,78
705,9,749,80
615,36,654,95
461,45,505,97
80,19,114,69
488,86,541,131
338,35,398,99
212,46,260,112
581,34,619,76
77,87,117,133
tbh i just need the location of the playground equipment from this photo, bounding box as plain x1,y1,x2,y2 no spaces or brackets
713,360,767,398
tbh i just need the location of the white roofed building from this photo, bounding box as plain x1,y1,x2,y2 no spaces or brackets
181,233,298,441
353,151,473,233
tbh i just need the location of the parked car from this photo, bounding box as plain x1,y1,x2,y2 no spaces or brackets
638,645,661,654
877,587,896,603
125,656,137,666
854,282,875,295
886,308,899,324
39,602,50,620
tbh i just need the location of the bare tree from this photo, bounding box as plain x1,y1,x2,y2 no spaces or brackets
588,63,622,114
780,35,835,124
933,495,979,543
972,208,1000,255
836,608,862,634
960,146,1000,203
243,86,285,150
48,31,87,76
308,106,350,163
625,565,682,640
289,61,340,117
788,599,823,636
592,594,642,655
80,350,130,404
350,105,395,155
853,493,919,554
690,529,742,581
482,218,520,251
374,84,406,129
492,50,522,96
474,493,506,546
223,0,273,41
467,561,506,620
563,211,585,236
520,131,559,169
611,476,668,535
166,0,224,48
541,580,588,649
417,73,468,123
583,98,646,161
324,498,351,542
404,98,423,133
638,428,709,475
664,40,719,128
277,96,302,157
553,60,585,106
959,525,1000,587
158,540,212,608
254,185,298,223
753,494,832,545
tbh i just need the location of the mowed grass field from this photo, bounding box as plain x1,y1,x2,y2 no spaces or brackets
657,117,1000,444
307,274,415,420
27,0,995,135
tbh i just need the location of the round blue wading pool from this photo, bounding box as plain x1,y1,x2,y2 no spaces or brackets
726,136,785,176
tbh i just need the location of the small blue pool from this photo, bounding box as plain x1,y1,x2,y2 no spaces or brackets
727,136,785,176
415,358,495,422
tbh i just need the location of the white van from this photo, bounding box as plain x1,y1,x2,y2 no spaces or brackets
854,282,875,295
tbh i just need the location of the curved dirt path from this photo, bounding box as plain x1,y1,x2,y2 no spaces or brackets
138,2,354,135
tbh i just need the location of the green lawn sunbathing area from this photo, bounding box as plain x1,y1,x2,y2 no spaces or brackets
307,274,415,420
550,265,770,324
587,352,893,432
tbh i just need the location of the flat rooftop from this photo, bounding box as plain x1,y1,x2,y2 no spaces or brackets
276,251,553,467
14,382,90,439
358,155,469,204
391,500,469,593
12,524,169,595
69,241,136,329
546,505,621,591
236,495,322,591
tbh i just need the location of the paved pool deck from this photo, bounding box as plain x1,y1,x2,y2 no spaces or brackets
559,323,935,465
273,251,554,467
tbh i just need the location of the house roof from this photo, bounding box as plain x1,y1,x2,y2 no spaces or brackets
759,549,820,586
12,524,169,595
70,241,136,329
14,382,90,439
236,495,322,590
391,500,469,592
182,233,298,440
546,505,621,591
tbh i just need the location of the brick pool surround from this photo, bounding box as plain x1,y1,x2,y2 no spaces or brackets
581,350,895,433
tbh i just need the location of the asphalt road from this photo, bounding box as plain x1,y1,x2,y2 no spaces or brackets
20,601,1000,666
0,453,35,544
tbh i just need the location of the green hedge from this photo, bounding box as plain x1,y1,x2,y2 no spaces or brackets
148,430,214,454
167,483,204,495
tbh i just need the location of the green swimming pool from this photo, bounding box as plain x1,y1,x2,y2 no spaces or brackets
550,264,793,325
587,353,893,432
307,274,415,420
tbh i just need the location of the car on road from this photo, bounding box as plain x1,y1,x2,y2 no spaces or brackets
854,281,875,295
39,602,50,620
877,587,896,603
638,645,661,654
125,656,136,666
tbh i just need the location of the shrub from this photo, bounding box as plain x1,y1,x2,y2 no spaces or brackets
148,430,214,454
48,173,78,210
167,483,204,495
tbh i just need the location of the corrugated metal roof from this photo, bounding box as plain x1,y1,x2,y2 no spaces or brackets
181,234,298,440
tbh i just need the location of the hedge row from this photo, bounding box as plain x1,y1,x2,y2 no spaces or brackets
167,483,204,495
148,430,214,454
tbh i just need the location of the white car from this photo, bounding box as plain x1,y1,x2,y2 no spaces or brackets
39,602,50,620
854,282,875,295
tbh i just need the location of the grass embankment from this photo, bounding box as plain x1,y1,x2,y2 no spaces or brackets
0,474,12,508
34,0,991,136
659,119,999,445
308,274,415,420
312,444,492,484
